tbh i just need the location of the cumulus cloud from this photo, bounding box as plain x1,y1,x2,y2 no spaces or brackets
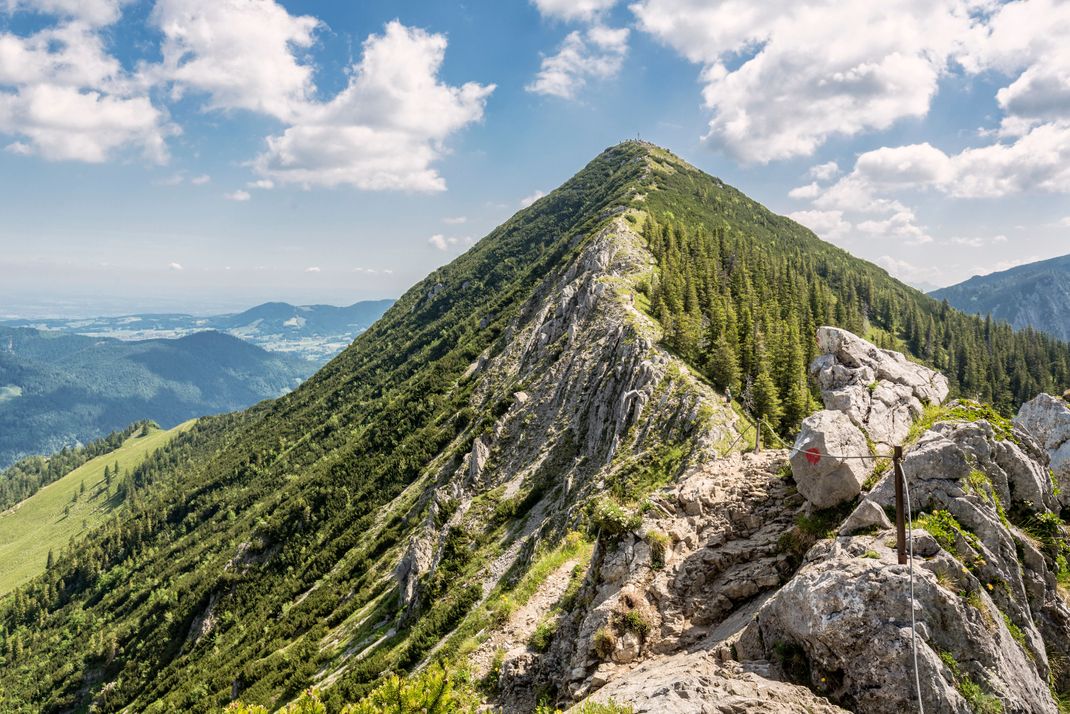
787,209,851,242
428,234,474,251
527,25,629,99
168,261,183,271
809,161,841,181
190,174,210,185
532,0,618,22
856,210,933,245
149,0,319,121
876,255,946,288
631,0,976,162
223,189,250,201
304,266,320,272
788,182,821,200
2,0,126,26
247,179,273,189
519,190,546,208
253,21,494,191
0,18,173,162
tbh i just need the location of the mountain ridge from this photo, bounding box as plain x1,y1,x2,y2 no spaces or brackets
1,141,1069,713
0,299,395,362
930,253,1070,342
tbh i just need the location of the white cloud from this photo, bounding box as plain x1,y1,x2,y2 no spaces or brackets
527,25,629,100
168,261,183,271
787,209,851,242
442,215,467,225
809,160,840,181
787,182,821,200
190,174,210,185
532,0,618,22
631,0,976,162
253,21,494,191
247,179,273,189
949,236,985,248
428,233,474,251
304,266,320,272
223,189,250,201
149,0,319,121
876,255,946,288
2,0,126,26
856,209,933,245
519,189,546,208
0,21,172,162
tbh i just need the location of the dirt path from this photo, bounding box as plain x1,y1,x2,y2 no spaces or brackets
469,557,579,679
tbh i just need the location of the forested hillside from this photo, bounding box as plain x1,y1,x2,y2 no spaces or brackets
931,253,1070,342
1,142,1068,713
0,327,312,467
637,150,1070,426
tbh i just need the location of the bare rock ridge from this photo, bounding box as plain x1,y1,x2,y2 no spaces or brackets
485,324,1070,713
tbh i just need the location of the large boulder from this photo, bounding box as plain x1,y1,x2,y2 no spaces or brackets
811,326,949,449
790,410,873,508
738,537,1058,714
1015,393,1070,507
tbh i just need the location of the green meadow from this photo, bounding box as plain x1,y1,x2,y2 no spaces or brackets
0,420,196,595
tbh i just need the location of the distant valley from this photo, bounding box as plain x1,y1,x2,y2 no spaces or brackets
0,299,394,363
0,326,313,468
931,253,1070,341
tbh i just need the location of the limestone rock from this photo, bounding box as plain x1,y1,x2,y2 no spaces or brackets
577,653,849,713
741,539,1057,714
1015,393,1070,507
790,410,873,508
811,326,949,448
838,498,891,535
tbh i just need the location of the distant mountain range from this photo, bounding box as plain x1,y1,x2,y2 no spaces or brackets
0,326,313,468
930,254,1070,341
0,299,395,362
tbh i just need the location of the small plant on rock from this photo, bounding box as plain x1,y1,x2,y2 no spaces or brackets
645,530,670,569
593,627,616,660
591,498,642,536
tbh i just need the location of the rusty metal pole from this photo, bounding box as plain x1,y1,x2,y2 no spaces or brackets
894,445,907,565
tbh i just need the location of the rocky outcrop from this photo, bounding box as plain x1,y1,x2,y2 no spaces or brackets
579,654,849,713
1015,393,1070,508
743,402,1070,714
790,410,873,508
811,326,949,450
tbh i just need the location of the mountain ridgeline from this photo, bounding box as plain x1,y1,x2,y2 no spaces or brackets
1,142,1069,713
931,253,1070,343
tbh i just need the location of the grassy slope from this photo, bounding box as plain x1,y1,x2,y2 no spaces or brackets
0,420,195,595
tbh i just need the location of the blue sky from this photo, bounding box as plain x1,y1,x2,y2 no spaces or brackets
0,0,1068,317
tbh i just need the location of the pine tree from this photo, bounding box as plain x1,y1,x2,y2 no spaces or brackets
708,336,741,396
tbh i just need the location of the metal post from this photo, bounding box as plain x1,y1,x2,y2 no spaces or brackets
755,418,762,453
894,445,906,565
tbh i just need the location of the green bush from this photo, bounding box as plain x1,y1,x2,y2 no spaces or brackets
529,618,559,652
591,498,641,536
593,627,616,660
343,662,477,713
645,531,670,569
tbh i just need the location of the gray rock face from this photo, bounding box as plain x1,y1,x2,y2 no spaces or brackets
744,409,1070,714
1015,393,1070,507
790,410,873,508
811,326,949,449
740,537,1056,714
838,498,891,535
579,654,848,713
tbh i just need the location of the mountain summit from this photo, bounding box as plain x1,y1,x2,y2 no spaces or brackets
2,142,1069,712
